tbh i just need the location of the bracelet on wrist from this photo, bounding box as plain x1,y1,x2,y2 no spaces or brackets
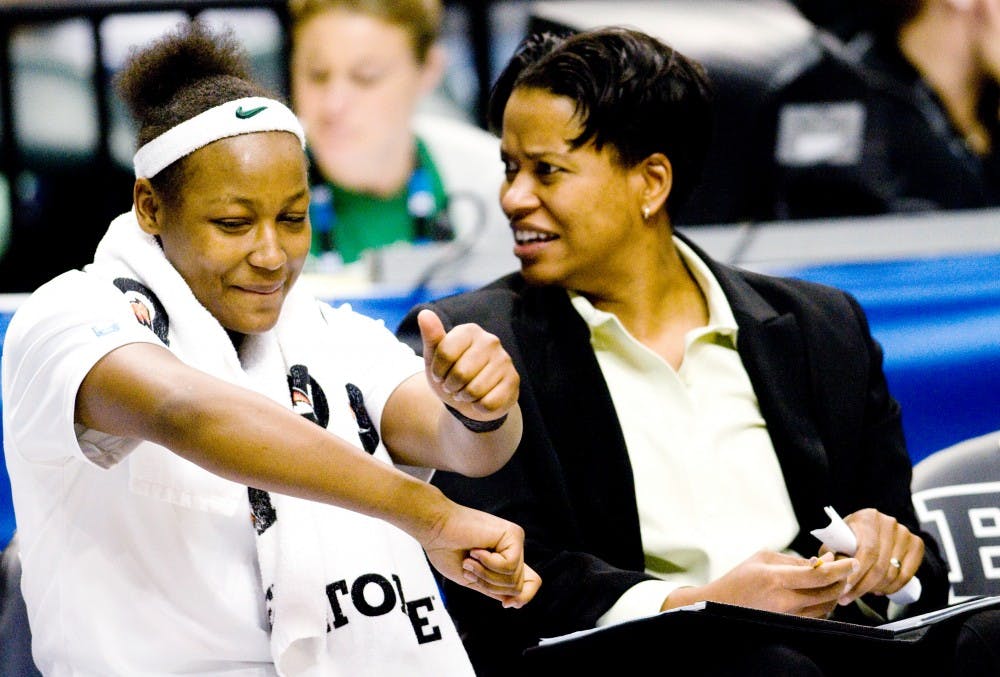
445,404,508,433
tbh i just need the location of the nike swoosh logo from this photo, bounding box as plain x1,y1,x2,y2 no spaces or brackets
235,105,267,119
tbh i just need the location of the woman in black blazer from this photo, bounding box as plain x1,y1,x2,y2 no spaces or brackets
399,26,996,676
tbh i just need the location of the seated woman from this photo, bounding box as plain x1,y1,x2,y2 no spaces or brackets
398,26,999,675
1,19,537,675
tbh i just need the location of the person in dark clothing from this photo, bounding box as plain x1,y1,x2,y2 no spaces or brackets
750,0,1000,221
397,25,1000,676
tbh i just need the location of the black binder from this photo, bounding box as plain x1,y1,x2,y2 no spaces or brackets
522,596,1000,675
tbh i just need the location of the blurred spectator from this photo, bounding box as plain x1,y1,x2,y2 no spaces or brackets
288,0,515,284
750,0,1000,221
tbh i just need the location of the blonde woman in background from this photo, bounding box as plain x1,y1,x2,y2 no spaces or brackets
289,0,516,285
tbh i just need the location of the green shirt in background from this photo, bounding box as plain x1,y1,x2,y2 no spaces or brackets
309,138,449,264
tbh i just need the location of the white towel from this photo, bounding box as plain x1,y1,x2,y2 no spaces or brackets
86,211,474,676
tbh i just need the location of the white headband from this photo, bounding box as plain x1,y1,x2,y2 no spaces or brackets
132,96,307,179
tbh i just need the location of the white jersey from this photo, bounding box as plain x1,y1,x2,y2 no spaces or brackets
2,224,472,676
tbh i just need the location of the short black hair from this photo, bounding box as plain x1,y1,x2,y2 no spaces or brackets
488,26,715,217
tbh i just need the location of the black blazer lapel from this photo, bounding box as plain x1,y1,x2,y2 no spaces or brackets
517,286,647,570
704,256,834,552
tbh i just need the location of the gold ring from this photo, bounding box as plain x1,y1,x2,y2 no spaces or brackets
889,557,902,569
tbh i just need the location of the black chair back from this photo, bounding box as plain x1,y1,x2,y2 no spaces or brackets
911,431,1000,602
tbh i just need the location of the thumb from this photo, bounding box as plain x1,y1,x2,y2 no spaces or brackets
417,309,446,360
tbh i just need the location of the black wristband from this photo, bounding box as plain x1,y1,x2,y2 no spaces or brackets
445,405,508,433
